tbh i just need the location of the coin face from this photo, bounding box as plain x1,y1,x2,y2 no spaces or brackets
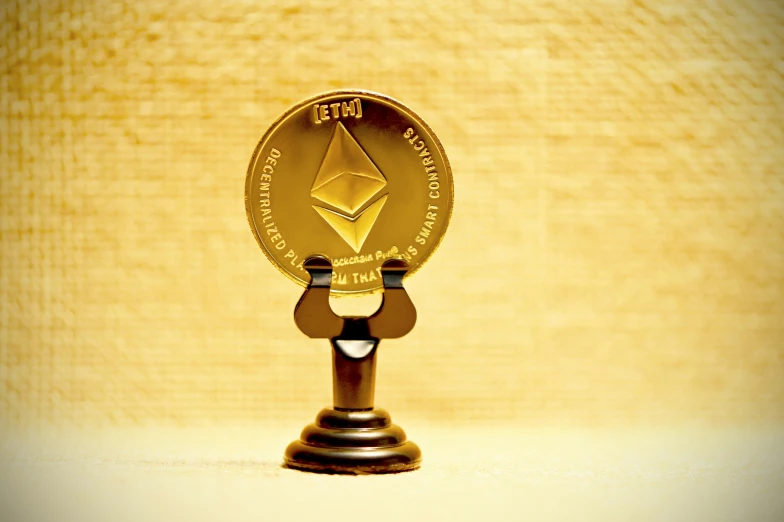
245,90,453,295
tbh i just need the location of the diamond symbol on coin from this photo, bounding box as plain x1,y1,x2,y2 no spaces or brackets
311,122,388,252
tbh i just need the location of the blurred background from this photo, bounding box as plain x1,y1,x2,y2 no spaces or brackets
1,0,782,432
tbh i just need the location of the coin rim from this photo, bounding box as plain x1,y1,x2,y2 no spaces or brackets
244,89,454,296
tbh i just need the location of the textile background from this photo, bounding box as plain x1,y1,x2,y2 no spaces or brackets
1,0,782,429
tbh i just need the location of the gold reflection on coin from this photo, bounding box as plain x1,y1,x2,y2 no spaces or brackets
245,90,453,295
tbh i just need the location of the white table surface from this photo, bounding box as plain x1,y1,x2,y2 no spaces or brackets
2,423,783,522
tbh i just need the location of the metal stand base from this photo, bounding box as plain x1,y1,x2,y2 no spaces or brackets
284,408,421,474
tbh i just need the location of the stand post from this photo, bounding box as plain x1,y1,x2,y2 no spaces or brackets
331,337,378,411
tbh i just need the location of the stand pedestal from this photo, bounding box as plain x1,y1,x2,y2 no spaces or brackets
283,257,421,474
284,408,421,474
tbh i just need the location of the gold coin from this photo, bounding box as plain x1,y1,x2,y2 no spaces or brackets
245,90,453,295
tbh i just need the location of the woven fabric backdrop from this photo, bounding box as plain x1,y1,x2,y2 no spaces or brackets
1,0,782,428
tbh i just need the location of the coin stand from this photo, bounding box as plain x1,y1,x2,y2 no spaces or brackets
283,256,422,474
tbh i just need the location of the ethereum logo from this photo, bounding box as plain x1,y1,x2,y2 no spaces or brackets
311,122,388,252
